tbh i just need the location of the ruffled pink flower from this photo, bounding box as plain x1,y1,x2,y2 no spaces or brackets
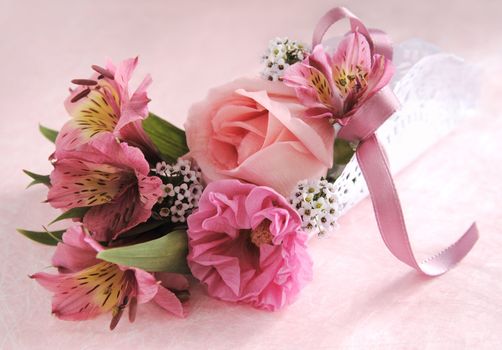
47,133,162,242
184,77,335,196
31,225,187,329
283,31,394,125
187,179,312,311
56,57,157,158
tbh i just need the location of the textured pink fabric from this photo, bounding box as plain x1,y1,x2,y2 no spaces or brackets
187,179,312,311
2,0,501,348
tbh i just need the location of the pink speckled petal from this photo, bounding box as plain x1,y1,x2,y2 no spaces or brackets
52,226,100,273
154,286,185,318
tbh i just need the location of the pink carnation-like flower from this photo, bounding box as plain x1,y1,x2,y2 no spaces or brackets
187,179,312,311
31,225,187,329
283,31,394,125
56,57,157,158
47,133,162,242
184,77,335,196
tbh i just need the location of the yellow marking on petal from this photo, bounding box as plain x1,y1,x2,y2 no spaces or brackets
72,164,133,206
307,69,333,105
332,65,368,97
71,81,121,140
72,262,128,314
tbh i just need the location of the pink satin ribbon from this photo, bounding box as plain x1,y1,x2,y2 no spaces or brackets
313,7,478,276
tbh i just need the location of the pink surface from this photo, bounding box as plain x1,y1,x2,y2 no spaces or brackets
1,0,501,349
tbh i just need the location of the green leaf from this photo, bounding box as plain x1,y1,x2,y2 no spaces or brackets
326,139,356,181
17,228,64,246
120,220,166,238
23,169,51,188
39,124,58,143
333,139,355,165
97,230,190,273
142,112,188,163
49,207,90,225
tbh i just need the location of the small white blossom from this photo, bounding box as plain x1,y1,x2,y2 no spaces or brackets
152,158,204,223
289,178,341,237
174,183,189,201
261,37,309,81
190,184,203,198
162,183,175,197
171,200,190,217
155,161,169,176
172,214,186,223
159,208,170,218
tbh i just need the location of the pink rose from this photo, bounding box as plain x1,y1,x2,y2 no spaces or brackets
187,179,312,311
184,77,335,196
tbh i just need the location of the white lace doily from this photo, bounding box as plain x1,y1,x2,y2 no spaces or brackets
331,39,480,217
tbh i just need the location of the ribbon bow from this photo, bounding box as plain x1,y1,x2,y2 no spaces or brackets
313,7,478,276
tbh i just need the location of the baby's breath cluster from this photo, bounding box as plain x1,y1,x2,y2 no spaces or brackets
261,37,308,81
152,159,203,223
289,178,340,236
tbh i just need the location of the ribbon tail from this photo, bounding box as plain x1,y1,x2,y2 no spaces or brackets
356,134,479,276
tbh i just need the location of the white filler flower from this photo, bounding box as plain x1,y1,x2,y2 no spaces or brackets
261,37,308,81
152,159,203,223
289,178,341,237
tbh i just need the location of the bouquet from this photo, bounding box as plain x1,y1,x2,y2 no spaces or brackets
19,7,479,329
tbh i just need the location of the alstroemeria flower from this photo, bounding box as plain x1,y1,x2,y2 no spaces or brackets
31,225,187,329
55,57,157,158
47,133,163,242
283,31,394,125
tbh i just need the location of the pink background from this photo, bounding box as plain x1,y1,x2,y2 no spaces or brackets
1,0,501,349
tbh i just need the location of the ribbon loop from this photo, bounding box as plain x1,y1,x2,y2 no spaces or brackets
312,7,373,50
312,6,393,60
